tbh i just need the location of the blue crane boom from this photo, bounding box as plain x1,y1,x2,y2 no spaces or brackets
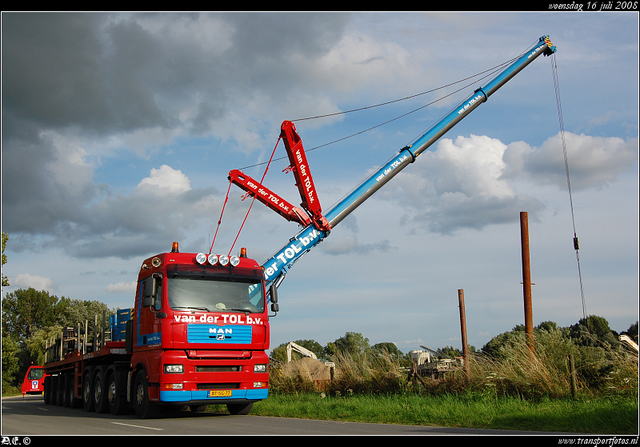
261,35,556,293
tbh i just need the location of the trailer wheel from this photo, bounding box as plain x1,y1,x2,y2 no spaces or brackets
82,372,94,412
66,374,80,409
61,374,70,407
43,376,51,404
56,375,65,406
49,376,58,405
107,372,128,415
227,402,253,415
133,370,159,419
93,370,109,413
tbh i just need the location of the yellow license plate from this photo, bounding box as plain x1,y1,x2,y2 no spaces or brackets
208,390,232,397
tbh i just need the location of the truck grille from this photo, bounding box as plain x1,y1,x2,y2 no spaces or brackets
195,365,242,372
197,383,239,390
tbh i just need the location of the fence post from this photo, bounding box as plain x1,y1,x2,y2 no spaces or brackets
569,354,577,398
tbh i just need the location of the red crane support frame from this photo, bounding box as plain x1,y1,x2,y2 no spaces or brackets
228,120,331,232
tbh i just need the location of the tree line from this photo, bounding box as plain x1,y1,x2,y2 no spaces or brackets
2,232,114,392
269,332,467,368
270,318,637,364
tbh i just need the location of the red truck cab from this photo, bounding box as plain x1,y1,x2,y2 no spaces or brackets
21,365,47,396
129,243,270,417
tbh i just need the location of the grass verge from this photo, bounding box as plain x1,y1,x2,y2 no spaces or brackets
248,392,638,434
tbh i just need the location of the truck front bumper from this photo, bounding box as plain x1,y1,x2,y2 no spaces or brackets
159,388,268,404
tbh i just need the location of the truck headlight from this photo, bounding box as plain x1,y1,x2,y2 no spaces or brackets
254,364,267,373
164,364,184,373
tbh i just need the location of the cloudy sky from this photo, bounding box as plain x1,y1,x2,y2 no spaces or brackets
2,12,637,354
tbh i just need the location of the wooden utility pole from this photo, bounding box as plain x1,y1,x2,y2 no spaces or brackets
457,289,470,377
520,211,534,352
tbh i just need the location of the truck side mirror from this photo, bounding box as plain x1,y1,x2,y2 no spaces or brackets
269,284,279,313
142,274,162,308
142,277,156,308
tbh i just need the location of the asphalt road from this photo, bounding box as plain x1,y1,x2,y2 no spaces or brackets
2,395,558,436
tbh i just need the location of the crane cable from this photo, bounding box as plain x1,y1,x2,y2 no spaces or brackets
550,53,587,319
237,55,522,172
209,136,282,254
215,47,538,253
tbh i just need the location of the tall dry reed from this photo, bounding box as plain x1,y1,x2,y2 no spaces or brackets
269,333,638,399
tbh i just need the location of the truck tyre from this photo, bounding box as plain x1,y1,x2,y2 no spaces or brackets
50,376,58,405
61,374,70,407
227,402,253,415
134,370,159,419
66,374,80,408
44,376,51,404
56,376,65,406
82,372,94,412
93,369,109,413
107,372,128,415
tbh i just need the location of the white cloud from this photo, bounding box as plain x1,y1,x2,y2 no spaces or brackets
10,273,57,292
374,132,637,234
377,134,543,233
136,164,191,194
512,132,638,190
106,281,137,293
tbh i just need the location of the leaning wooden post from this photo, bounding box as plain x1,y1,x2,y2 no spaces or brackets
569,354,578,398
457,289,470,377
520,211,534,352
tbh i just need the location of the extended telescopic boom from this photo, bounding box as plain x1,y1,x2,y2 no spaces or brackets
261,35,557,291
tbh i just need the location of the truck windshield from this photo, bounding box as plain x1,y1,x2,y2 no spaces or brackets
167,275,264,314
27,368,44,380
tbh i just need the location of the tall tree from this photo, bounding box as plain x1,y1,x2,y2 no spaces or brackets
569,315,619,347
2,288,58,341
332,332,370,356
2,232,8,287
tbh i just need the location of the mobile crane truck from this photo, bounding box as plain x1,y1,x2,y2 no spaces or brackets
43,245,272,419
41,36,556,419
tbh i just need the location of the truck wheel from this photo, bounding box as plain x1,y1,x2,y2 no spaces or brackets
66,374,79,409
134,370,159,419
107,372,128,415
227,402,253,415
82,373,94,412
43,376,51,404
61,374,70,407
49,376,58,405
56,375,65,406
93,370,109,413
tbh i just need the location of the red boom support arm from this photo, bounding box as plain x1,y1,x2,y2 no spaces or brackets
280,121,331,231
228,169,313,227
227,121,331,232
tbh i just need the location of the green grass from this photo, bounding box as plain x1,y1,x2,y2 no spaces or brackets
247,392,638,434
246,332,638,433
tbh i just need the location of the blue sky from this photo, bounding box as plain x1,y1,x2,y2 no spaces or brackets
2,12,638,353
